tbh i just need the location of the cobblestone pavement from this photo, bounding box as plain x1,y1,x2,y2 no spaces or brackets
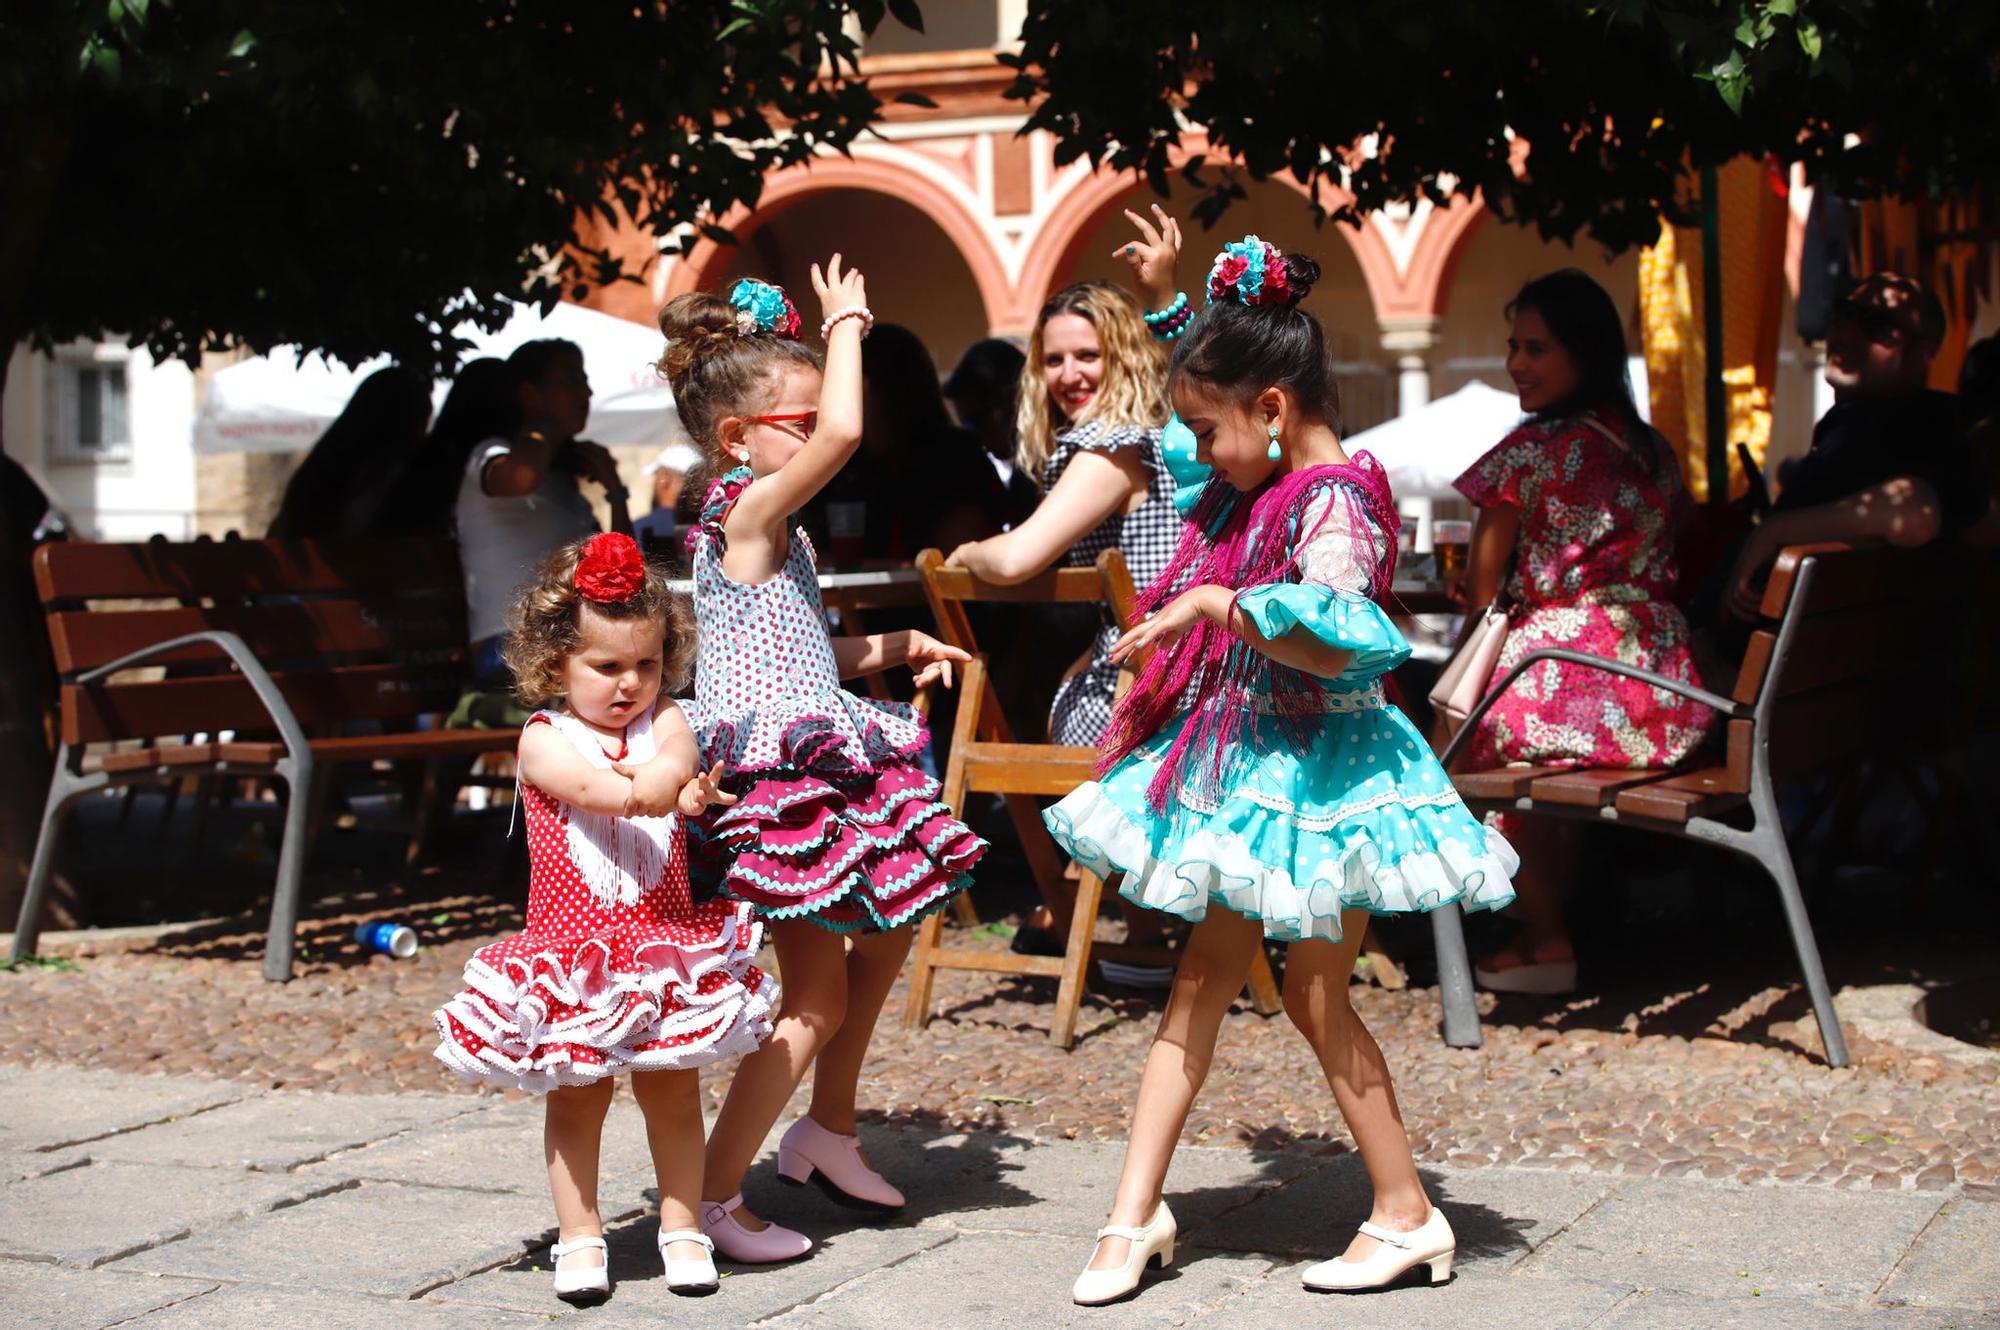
5,884,1998,1199
0,1063,1995,1329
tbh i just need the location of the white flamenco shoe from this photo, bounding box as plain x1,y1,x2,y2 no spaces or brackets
549,1234,610,1303
658,1227,720,1296
1071,1201,1176,1306
1301,1207,1455,1292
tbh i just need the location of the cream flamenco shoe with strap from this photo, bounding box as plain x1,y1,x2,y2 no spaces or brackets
1071,1201,1176,1306
658,1227,720,1296
1301,1207,1455,1292
549,1234,610,1303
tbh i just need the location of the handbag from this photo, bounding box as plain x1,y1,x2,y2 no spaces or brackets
1428,597,1511,744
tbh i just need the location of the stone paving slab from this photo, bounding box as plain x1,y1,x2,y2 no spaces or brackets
1187,1153,1611,1271
0,1068,247,1152
1523,1177,1947,1303
909,1138,1315,1239
738,1122,1039,1231
0,1147,86,1184
298,1096,658,1197
0,1264,219,1328
759,1231,1276,1330
1182,1266,1636,1330
0,1161,338,1269
1881,1192,2000,1312
430,1211,955,1324
103,1180,563,1298
117,1286,553,1329
1592,1289,1995,1329
89,1089,476,1172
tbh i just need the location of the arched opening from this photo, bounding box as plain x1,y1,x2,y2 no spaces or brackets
1055,181,1401,434
709,187,993,373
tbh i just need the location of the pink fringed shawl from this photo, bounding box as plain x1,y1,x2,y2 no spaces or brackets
1099,453,1401,813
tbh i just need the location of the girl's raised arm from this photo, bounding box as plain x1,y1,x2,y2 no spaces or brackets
728,255,871,532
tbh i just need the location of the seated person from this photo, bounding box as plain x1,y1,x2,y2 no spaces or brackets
633,442,701,567
1723,273,1979,618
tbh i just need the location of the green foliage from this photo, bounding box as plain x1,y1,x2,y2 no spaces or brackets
1,0,921,375
1003,0,2000,252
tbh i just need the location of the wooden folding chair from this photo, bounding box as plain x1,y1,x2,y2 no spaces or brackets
902,548,1280,1047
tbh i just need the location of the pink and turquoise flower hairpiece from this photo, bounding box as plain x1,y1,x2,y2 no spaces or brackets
1206,235,1293,308
728,278,803,340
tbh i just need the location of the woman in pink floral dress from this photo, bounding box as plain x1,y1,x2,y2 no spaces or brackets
1453,270,1715,994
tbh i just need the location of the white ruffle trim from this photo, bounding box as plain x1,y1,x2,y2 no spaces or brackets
432,917,776,1092
1048,784,1519,945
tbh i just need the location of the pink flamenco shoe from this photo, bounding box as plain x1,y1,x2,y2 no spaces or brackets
698,1193,812,1264
777,1115,906,1212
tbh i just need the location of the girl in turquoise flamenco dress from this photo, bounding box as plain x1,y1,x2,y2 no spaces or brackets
1046,236,1518,1307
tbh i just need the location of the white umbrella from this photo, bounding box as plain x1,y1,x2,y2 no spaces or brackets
194,301,681,453
1341,381,1525,500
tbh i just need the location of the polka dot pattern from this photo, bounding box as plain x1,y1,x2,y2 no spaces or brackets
431,716,778,1093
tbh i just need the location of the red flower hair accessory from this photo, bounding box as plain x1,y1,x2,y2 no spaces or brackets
574,532,647,604
1206,235,1293,308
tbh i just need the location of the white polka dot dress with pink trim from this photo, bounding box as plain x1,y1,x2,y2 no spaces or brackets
684,468,986,934
432,705,777,1092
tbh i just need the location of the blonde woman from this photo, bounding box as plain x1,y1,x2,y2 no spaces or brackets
948,212,1182,746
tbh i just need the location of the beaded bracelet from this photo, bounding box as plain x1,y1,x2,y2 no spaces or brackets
821,305,874,340
1143,291,1188,326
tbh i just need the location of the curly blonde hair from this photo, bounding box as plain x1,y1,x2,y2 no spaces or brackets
501,537,695,709
1014,281,1169,481
657,290,823,481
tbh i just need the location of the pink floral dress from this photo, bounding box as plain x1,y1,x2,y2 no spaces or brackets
685,468,986,933
1453,413,1714,772
432,706,776,1092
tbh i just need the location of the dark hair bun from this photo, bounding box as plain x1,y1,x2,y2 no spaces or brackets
1278,251,1321,306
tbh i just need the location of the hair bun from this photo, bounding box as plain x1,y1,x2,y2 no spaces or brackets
656,292,742,385
1276,252,1320,306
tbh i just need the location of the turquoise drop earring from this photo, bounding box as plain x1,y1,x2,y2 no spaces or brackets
1266,422,1282,461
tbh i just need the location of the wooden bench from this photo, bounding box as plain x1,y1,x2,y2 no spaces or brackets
10,537,520,981
1430,543,1942,1068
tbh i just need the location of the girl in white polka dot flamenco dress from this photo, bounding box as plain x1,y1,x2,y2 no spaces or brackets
433,532,776,1305
654,262,986,1266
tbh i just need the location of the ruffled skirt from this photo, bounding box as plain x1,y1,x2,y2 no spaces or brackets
433,901,776,1092
695,699,986,933
1044,700,1518,944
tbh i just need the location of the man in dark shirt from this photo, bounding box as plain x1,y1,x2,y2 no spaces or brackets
1724,273,1978,617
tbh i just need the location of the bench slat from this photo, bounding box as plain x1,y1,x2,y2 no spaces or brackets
47,600,466,675
34,539,466,602
960,742,1101,796
1526,768,1674,807
1612,767,1748,823
1732,601,1934,705
1452,765,1571,801
62,664,466,745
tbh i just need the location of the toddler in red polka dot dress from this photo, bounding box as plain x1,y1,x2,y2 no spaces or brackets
432,532,776,1303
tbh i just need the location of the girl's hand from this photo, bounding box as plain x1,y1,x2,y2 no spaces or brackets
614,757,689,818
677,762,737,817
1113,204,1183,313
810,253,868,327
945,540,987,574
904,631,971,689
1109,585,1216,664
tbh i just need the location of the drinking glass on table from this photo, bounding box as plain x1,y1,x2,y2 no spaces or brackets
1433,519,1472,583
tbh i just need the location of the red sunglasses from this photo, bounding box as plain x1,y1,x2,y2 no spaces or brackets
745,410,817,437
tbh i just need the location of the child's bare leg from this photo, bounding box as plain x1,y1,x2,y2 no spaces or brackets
1091,906,1263,1271
631,1068,709,1261
546,1079,616,1268
805,924,912,1134
1283,907,1430,1261
702,919,850,1228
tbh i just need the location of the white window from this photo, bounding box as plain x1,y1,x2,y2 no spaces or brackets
48,344,133,464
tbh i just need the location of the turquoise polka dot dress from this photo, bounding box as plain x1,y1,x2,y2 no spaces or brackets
1044,473,1517,945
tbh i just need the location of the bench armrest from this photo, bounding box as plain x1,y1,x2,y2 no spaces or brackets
74,630,314,771
1438,648,1749,770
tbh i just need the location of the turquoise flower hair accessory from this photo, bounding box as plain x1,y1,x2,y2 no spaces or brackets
1206,235,1294,308
727,278,802,339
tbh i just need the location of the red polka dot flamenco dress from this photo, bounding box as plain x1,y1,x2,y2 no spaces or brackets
686,468,986,933
433,705,776,1091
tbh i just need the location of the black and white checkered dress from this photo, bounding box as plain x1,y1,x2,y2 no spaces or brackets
1043,420,1181,746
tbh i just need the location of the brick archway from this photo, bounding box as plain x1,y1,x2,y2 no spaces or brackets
661,154,1012,333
